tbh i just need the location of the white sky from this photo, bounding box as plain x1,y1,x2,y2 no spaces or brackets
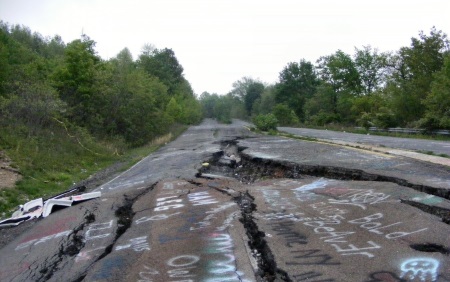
1,0,449,95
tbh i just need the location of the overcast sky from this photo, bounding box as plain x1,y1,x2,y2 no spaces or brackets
1,0,449,95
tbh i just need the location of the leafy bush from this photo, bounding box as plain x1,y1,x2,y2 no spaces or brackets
253,113,278,131
373,108,397,129
310,111,340,126
272,104,299,126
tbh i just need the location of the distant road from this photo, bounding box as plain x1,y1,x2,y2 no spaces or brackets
279,127,450,156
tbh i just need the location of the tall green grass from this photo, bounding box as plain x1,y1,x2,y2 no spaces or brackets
0,123,187,218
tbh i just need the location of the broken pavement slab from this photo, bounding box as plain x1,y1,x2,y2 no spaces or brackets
248,178,450,281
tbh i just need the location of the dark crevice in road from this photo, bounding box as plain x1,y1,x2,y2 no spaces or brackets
64,211,95,258
400,199,450,224
36,210,96,281
238,153,450,200
72,184,156,282
115,195,135,238
196,168,290,281
410,243,450,255
201,140,450,224
235,191,291,282
38,244,64,281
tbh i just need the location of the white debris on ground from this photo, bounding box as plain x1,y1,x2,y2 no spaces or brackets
0,191,101,228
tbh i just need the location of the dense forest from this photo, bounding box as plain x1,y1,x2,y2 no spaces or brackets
200,27,450,131
0,21,202,147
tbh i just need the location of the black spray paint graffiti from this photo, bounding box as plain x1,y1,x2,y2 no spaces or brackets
287,249,341,266
293,271,335,282
268,220,308,247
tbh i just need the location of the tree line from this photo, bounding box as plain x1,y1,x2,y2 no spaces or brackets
0,22,202,147
200,27,450,130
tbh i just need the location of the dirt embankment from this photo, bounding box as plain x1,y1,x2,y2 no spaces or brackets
0,151,21,190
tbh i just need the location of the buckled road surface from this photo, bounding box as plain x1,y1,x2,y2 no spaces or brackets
0,119,449,282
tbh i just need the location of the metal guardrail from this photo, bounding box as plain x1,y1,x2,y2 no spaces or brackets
355,127,450,136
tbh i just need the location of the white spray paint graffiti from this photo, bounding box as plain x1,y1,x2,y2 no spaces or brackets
328,189,391,210
154,196,184,211
216,211,240,232
348,213,428,239
135,212,181,225
262,190,297,210
137,265,159,282
136,256,199,282
188,191,218,206
204,233,252,282
167,255,200,267
292,179,331,202
166,255,200,281
400,257,440,282
115,236,150,252
85,220,114,241
15,230,71,250
293,178,332,191
75,246,105,262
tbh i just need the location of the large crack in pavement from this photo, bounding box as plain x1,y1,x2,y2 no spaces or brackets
235,191,291,282
198,172,290,281
201,140,450,224
74,184,155,282
198,139,450,281
199,176,290,282
35,211,95,282
40,184,156,282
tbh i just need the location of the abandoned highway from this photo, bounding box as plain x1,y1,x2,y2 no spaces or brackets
0,119,449,282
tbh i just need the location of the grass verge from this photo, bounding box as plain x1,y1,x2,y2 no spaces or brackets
0,123,187,218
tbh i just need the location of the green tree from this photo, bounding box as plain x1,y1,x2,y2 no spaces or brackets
354,46,388,95
244,81,264,115
275,60,318,121
258,86,277,114
228,77,265,117
166,97,182,123
179,95,203,124
420,54,450,129
213,95,233,124
199,92,219,118
316,50,361,122
229,76,255,101
317,50,361,95
387,27,449,125
53,34,101,126
304,84,340,125
138,47,184,95
0,81,66,132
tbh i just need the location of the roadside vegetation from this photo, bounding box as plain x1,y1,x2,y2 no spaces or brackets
0,22,200,217
199,27,450,133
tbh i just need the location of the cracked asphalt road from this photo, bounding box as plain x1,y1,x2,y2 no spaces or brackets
0,119,449,282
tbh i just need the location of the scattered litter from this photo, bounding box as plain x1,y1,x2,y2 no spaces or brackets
0,191,101,228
